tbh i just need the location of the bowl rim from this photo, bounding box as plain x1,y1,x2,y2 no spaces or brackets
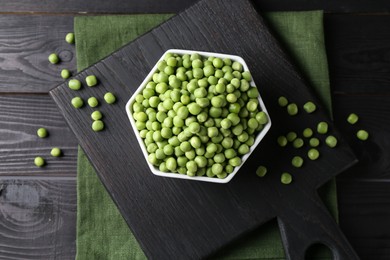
125,49,272,183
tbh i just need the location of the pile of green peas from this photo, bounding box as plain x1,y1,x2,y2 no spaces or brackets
132,52,268,178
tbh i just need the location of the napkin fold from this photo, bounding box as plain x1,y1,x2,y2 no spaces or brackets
75,11,336,260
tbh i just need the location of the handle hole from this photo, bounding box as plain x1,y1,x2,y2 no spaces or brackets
305,243,333,259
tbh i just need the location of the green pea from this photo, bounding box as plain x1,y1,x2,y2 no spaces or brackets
238,144,250,155
347,113,359,125
292,156,303,168
92,120,104,132
303,128,313,138
186,161,198,174
308,148,320,160
86,75,98,87
293,138,304,148
223,58,232,66
256,166,267,177
148,153,158,165
65,32,75,44
34,156,45,167
281,172,292,184
51,147,62,157
229,157,241,167
37,128,48,138
317,121,329,134
357,130,369,140
188,103,201,115
277,136,288,147
256,111,268,124
71,97,84,108
325,135,338,148
48,53,59,64
61,69,71,79
286,132,297,142
278,96,288,107
212,58,224,69
167,57,177,67
242,71,252,81
104,92,116,104
232,61,243,72
91,111,102,121
68,79,81,90
88,97,99,107
246,100,258,112
309,137,320,147
303,101,316,113
287,103,298,116
247,118,258,130
165,157,177,172
159,162,168,172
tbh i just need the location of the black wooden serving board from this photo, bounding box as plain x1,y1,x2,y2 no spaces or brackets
50,0,359,259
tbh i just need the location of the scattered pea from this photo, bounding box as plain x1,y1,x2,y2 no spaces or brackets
293,138,304,148
287,103,298,116
317,121,328,134
68,79,81,90
48,53,59,64
91,111,103,121
281,137,292,150
281,172,292,184
88,97,99,107
309,137,320,147
303,101,316,113
65,32,75,44
86,75,98,87
286,132,297,142
347,113,359,125
292,156,304,168
325,135,338,148
61,69,71,79
278,96,288,107
308,148,320,160
92,120,104,132
303,128,313,138
34,156,45,167
104,92,116,104
37,128,48,138
50,147,62,157
256,166,267,177
71,97,84,108
357,130,369,140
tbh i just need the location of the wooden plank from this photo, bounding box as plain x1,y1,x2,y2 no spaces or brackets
50,0,358,258
332,94,390,180
0,0,389,13
325,14,390,94
0,95,78,176
0,15,75,93
0,178,76,260
337,180,390,259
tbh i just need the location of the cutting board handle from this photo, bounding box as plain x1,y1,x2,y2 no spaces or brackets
277,193,360,260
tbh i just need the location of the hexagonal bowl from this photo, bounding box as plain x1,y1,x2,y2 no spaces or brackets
125,49,271,183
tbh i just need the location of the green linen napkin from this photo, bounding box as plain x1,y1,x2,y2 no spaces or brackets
75,11,336,260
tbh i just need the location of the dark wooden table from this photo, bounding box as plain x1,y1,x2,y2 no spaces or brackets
0,1,389,259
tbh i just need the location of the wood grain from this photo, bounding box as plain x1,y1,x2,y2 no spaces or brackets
0,95,78,176
337,180,390,259
0,0,389,13
325,14,390,94
333,94,390,180
0,15,75,93
50,0,358,258
0,178,76,260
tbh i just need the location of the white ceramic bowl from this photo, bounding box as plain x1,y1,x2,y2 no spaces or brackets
126,49,271,183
